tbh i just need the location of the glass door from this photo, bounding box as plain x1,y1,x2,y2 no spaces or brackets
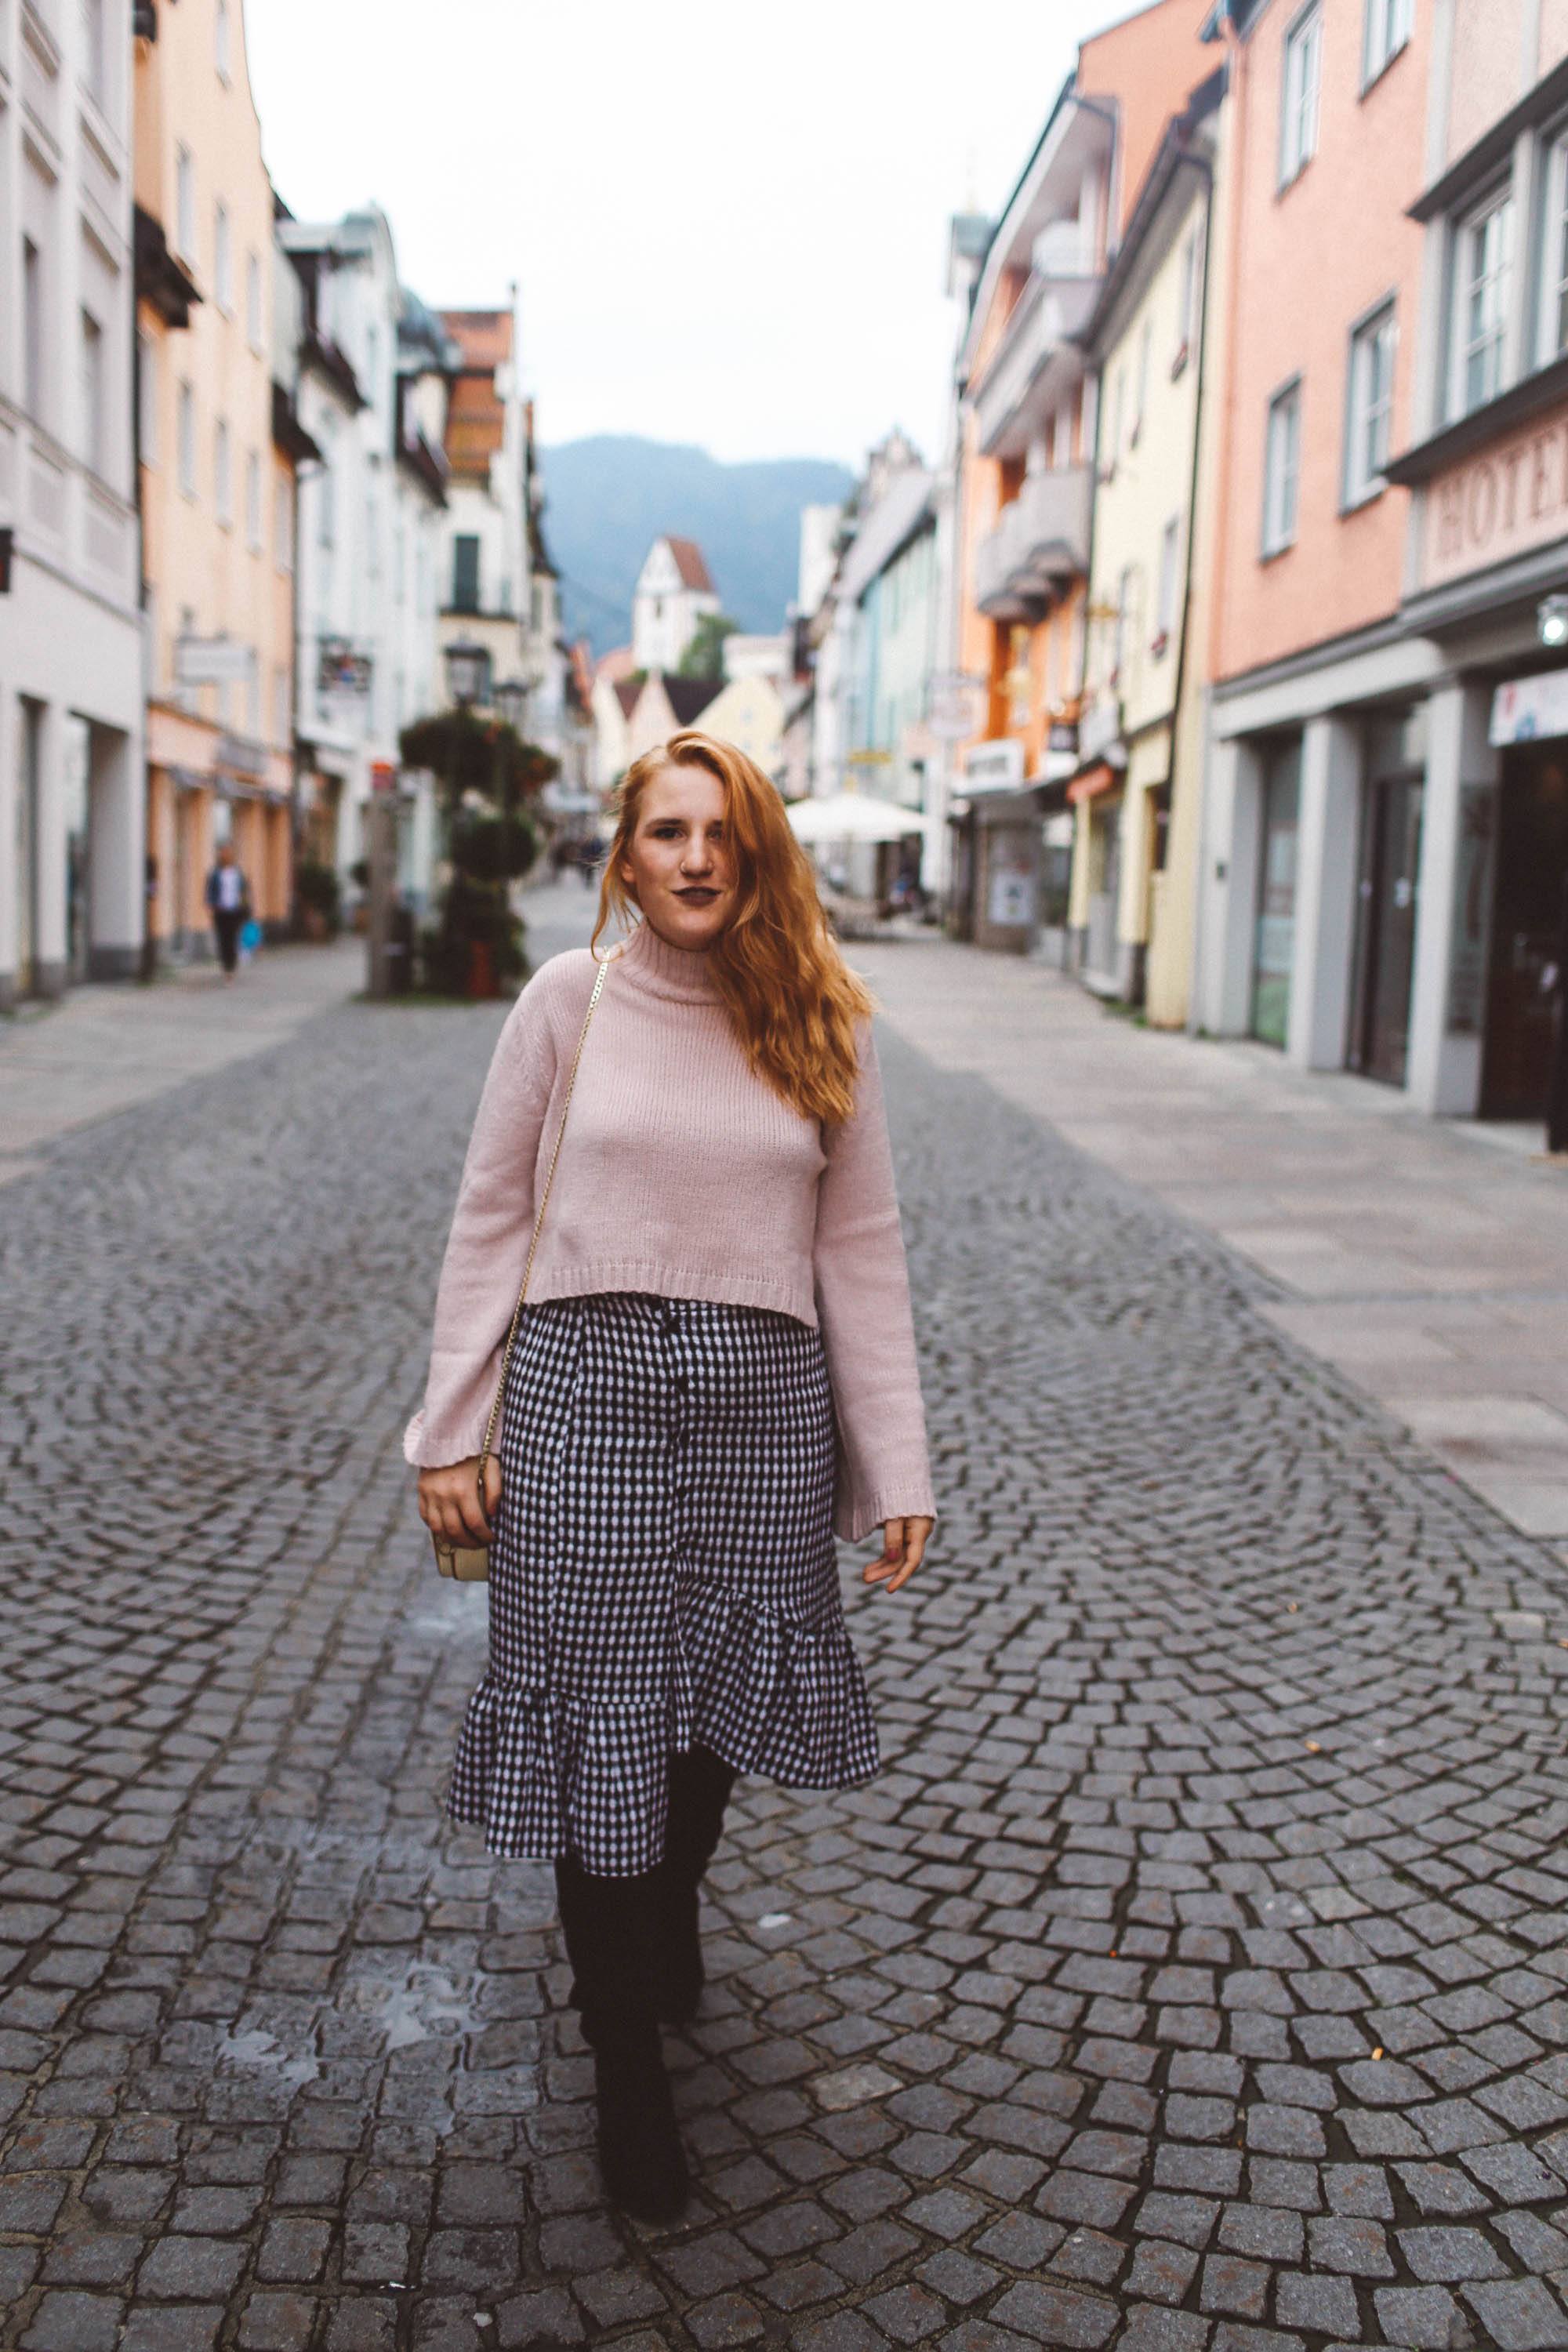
1349,771,1424,1085
1250,738,1301,1047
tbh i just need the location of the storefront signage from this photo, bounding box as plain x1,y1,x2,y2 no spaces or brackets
1490,669,1568,746
318,637,373,696
176,634,255,686
988,863,1034,927
926,672,988,741
1424,398,1568,592
962,738,1025,793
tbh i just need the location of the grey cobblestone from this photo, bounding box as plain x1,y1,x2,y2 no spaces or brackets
3,896,1568,2346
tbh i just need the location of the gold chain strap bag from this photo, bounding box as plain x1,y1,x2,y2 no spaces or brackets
430,949,614,1581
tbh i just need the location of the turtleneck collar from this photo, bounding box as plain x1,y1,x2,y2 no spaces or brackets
610,914,722,1003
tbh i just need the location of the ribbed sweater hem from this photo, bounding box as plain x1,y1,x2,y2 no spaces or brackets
526,1261,817,1327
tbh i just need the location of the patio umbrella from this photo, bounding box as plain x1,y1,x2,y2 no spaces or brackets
786,792,938,844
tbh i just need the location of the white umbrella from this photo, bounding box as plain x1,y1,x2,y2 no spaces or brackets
786,791,938,845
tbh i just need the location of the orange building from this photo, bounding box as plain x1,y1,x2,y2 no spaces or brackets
948,0,1214,952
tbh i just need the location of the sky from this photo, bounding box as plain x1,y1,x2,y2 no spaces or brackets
245,0,1113,471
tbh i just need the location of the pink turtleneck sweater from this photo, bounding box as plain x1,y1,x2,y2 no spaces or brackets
404,918,936,1543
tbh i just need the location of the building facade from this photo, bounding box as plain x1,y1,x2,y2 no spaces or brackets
947,0,1214,955
136,0,292,960
630,535,720,673
437,304,532,717
1071,69,1224,1019
2,0,145,1004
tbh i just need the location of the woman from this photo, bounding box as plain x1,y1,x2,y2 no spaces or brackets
406,730,935,2221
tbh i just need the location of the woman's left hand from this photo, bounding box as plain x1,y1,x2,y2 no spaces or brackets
863,1514,934,1596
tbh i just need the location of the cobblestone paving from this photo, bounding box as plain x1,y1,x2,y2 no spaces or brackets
5,901,1568,2351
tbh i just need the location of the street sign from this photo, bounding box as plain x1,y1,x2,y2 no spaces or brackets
846,748,895,766
176,634,256,685
927,671,988,741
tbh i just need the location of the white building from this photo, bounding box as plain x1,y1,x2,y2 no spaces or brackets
436,303,531,715
278,206,447,909
631,535,720,673
1,0,143,1003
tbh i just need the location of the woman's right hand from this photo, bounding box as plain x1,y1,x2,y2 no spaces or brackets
417,1455,502,1549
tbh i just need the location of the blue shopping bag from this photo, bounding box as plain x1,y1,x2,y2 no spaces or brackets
239,917,263,959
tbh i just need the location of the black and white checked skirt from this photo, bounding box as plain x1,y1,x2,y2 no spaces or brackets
447,1290,880,1875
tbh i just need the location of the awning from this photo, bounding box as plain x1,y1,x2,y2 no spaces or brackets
1067,761,1121,806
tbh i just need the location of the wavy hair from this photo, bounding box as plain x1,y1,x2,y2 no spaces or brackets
591,731,875,1125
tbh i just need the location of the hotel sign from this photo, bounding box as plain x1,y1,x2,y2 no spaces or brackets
1423,397,1568,590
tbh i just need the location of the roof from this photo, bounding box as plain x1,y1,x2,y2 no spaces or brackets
440,309,514,368
662,674,723,724
444,371,503,479
597,646,637,684
665,536,715,592
614,679,642,718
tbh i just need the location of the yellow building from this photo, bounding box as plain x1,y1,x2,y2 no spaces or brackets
694,673,786,781
134,0,293,956
1070,74,1225,1024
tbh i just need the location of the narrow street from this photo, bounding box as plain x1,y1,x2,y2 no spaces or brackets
3,887,1568,2352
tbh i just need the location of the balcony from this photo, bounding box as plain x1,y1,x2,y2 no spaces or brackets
975,466,1092,622
972,265,1100,459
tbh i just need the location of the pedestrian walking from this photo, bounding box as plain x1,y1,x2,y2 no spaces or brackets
408,727,935,2221
205,840,251,982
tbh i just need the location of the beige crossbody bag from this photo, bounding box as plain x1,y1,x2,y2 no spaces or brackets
430,949,615,1581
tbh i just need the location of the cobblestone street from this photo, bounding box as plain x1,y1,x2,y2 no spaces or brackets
5,887,1568,2352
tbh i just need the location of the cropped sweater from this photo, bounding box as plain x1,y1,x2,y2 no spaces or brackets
403,916,936,1543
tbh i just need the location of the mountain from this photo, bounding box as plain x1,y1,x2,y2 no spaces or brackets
538,437,855,659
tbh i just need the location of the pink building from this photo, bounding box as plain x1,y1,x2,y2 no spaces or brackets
1196,0,1568,1131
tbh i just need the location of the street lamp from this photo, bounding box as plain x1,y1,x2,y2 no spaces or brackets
1538,594,1568,649
493,678,528,733
445,639,489,708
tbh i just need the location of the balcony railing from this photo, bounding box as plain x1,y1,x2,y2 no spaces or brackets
974,466,1092,622
972,265,1100,459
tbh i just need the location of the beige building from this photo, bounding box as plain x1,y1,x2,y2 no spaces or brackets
1070,71,1224,1024
135,0,293,957
696,673,786,779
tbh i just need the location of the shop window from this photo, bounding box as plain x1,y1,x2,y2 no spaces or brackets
1344,299,1396,506
1262,378,1301,557
1451,184,1514,416
1279,2,1323,189
1362,0,1410,87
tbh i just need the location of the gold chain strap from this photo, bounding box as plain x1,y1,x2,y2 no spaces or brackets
472,948,614,1509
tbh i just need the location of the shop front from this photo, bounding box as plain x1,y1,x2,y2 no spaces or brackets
946,739,1042,953
1481,676,1568,1120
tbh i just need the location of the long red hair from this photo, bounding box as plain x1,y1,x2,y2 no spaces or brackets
591,731,875,1125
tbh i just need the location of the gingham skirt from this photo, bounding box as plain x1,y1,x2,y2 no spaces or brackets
447,1290,880,1874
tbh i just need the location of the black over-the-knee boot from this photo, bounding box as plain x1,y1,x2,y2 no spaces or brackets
554,1853,690,2222
656,1745,738,2026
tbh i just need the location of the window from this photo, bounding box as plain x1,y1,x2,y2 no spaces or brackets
246,252,263,352
1538,133,1568,365
79,309,103,475
1279,3,1322,187
1363,0,1411,85
177,380,196,495
1102,368,1126,480
214,201,232,313
22,238,44,416
1154,517,1180,653
1262,379,1301,554
83,0,107,103
176,143,195,262
1453,187,1514,416
137,330,157,466
274,664,290,745
452,534,481,612
1112,564,1134,681
1175,227,1203,368
274,475,292,572
365,324,379,403
1345,301,1396,504
216,0,231,79
245,450,261,550
1132,317,1152,443
215,416,232,524
318,448,335,546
